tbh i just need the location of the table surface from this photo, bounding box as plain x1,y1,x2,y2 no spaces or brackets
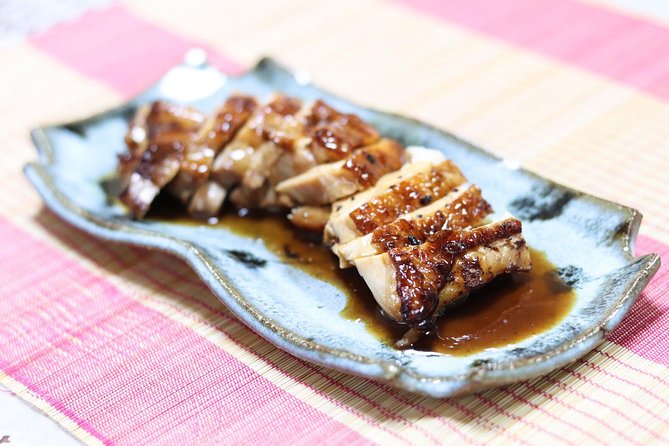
1,0,668,445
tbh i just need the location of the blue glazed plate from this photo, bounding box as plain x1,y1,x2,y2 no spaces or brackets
24,51,660,397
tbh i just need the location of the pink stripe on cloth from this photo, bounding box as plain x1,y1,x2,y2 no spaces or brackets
608,235,668,365
29,4,243,97
396,0,669,101
0,218,368,445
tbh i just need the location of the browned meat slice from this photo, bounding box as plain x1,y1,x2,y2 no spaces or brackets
303,100,379,163
275,139,405,207
335,185,492,266
211,95,305,190
355,218,531,328
324,160,466,245
324,160,439,227
118,105,150,180
119,102,205,218
212,97,383,209
170,95,257,204
187,181,227,218
118,102,204,183
287,206,331,232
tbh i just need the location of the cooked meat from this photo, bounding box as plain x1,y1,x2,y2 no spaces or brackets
275,139,405,206
355,218,531,328
118,105,150,180
211,95,305,190
188,181,227,218
119,102,204,182
116,95,534,337
348,159,467,234
287,206,331,232
217,97,383,209
334,185,492,267
324,160,466,245
303,100,379,163
370,185,492,249
119,173,160,219
208,95,312,209
234,137,317,208
119,101,205,218
325,160,438,228
170,95,257,204
229,179,275,209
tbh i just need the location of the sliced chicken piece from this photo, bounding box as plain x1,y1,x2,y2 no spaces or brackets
119,173,159,219
211,95,304,190
324,160,466,245
335,184,492,267
303,99,380,163
287,206,331,232
118,105,150,180
245,99,381,189
209,95,312,209
118,102,204,184
275,139,405,207
355,218,531,328
119,102,205,218
187,181,227,218
212,97,385,209
324,159,440,225
170,95,257,204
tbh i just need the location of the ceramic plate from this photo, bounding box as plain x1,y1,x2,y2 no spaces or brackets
24,51,660,397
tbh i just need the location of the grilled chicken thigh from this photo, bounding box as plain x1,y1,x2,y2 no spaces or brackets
211,95,305,193
119,101,205,218
170,95,257,206
187,181,228,218
117,94,533,336
275,139,405,206
213,96,382,210
324,160,466,245
302,99,379,164
355,218,531,328
335,184,492,267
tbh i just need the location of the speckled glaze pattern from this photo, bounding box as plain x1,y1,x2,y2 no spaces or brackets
24,52,660,397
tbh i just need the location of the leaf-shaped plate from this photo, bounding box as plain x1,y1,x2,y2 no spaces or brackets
24,51,660,397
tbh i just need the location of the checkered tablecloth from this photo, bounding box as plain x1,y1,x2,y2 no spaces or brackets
1,0,668,444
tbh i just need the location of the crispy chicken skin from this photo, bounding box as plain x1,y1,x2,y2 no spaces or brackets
355,218,531,328
275,139,405,206
335,184,492,267
324,160,466,246
119,101,205,218
214,97,383,210
324,161,439,231
303,100,380,163
119,102,204,181
170,95,257,205
349,160,467,235
211,95,304,191
120,95,386,217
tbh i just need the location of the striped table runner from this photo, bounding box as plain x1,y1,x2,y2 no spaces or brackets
1,0,668,444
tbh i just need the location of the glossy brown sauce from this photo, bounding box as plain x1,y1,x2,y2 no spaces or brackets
148,199,575,355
